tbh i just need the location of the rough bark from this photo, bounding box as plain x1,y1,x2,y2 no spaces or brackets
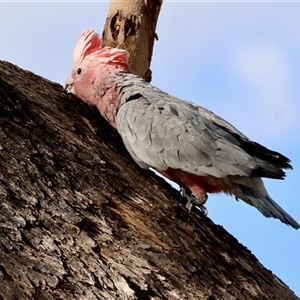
0,60,299,300
102,0,162,81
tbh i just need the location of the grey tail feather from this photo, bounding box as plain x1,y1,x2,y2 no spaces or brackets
234,184,299,229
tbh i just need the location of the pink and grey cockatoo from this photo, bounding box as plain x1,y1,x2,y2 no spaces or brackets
65,29,299,229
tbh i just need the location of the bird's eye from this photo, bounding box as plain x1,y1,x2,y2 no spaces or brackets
77,68,82,75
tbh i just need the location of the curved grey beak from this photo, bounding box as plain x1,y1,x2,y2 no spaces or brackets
65,75,75,94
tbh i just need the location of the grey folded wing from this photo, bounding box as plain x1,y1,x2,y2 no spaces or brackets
116,96,257,178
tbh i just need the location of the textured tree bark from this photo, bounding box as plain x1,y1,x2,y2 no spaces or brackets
0,60,299,300
102,0,162,81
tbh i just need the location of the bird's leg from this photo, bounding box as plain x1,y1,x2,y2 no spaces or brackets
180,187,208,215
180,187,194,212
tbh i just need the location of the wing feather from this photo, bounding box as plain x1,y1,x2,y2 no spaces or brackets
115,74,290,179
117,96,255,178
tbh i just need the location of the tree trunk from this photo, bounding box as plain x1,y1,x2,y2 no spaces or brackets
0,60,298,300
102,0,162,81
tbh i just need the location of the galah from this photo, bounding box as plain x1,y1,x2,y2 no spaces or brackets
65,29,299,229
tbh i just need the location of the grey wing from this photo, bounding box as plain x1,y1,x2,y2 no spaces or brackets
191,102,292,176
116,97,256,178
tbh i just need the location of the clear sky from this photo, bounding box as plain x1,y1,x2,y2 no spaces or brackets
1,1,299,297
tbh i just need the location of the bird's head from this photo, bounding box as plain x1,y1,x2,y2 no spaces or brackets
65,29,129,104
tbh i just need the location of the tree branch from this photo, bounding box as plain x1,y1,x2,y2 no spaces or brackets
102,0,162,81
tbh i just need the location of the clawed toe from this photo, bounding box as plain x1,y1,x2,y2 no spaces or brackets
180,187,208,215
198,205,208,216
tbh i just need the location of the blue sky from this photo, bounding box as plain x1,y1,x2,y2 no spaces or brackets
1,1,299,297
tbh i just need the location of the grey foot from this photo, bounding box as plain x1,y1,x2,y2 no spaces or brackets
198,205,208,216
180,187,208,215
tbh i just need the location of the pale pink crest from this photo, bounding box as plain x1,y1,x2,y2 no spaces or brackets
93,47,130,70
73,29,102,64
